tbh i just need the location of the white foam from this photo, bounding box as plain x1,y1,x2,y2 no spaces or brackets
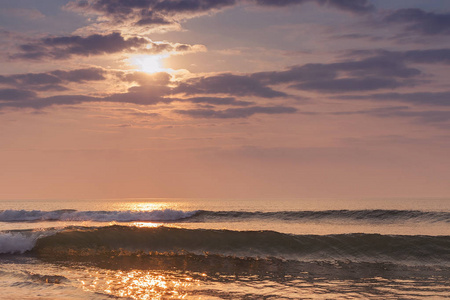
0,209,197,222
0,232,37,254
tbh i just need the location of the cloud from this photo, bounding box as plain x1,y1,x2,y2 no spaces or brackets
176,73,288,98
0,71,173,109
0,68,106,90
184,96,254,106
11,32,203,60
49,68,106,82
385,8,450,35
12,32,147,60
152,0,237,13
0,69,297,119
254,57,420,83
0,87,172,109
332,33,382,41
2,44,447,114
175,105,297,118
0,89,37,101
67,0,373,30
121,71,173,86
135,11,173,26
337,92,450,106
318,0,374,14
348,48,450,65
67,0,237,28
251,54,421,92
254,0,309,7
0,84,295,120
256,0,374,14
104,85,172,105
0,94,97,109
294,77,403,92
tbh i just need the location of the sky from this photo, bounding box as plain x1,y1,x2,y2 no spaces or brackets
0,0,449,200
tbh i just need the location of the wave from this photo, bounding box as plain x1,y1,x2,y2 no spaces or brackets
0,209,196,222
0,229,59,254
192,209,450,223
1,209,449,223
25,226,450,264
0,232,37,254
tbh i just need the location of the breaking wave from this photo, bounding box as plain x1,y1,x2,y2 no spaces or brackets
0,230,56,254
20,226,450,264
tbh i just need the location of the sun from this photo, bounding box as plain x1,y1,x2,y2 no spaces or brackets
131,54,168,73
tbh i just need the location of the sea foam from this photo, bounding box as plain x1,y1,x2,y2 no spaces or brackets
0,232,37,254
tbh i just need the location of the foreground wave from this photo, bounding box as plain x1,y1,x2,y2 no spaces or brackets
1,226,449,266
1,209,449,223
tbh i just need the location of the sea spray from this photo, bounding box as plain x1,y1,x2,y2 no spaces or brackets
0,232,39,254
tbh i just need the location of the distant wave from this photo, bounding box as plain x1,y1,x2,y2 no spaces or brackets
0,209,196,222
1,209,449,223
2,226,447,265
193,209,450,223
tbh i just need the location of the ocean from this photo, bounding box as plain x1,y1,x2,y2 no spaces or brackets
0,198,449,299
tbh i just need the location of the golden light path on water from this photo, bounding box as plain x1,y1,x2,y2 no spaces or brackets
80,270,199,300
112,201,174,212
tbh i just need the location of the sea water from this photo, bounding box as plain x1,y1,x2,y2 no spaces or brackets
0,198,449,299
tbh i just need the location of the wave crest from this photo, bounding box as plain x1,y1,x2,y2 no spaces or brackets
1,209,449,223
0,209,196,222
0,232,40,254
33,226,450,264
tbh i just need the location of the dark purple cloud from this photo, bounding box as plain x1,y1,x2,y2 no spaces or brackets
294,77,404,93
251,54,421,93
176,73,288,98
184,97,254,106
12,32,147,60
11,32,200,60
318,0,374,14
348,48,450,65
385,8,450,36
0,89,37,101
254,0,309,6
135,11,172,26
50,68,106,82
0,68,106,91
336,91,450,106
0,94,97,109
67,0,373,29
175,106,297,118
153,0,237,13
68,0,237,27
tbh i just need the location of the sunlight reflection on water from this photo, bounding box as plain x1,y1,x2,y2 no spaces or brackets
80,269,197,300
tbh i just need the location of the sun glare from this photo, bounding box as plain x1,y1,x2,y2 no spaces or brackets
131,55,168,73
